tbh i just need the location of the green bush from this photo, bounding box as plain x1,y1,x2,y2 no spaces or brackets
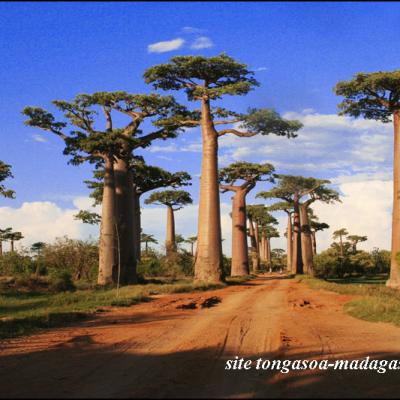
48,271,76,292
0,251,33,276
40,236,98,281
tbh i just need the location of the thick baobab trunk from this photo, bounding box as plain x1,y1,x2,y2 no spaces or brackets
98,157,116,286
388,111,400,289
194,98,223,283
114,161,137,284
165,205,176,255
311,231,317,255
292,197,303,274
0,241,2,256
300,204,314,275
266,237,272,272
132,190,141,262
10,240,14,252
260,233,266,262
248,217,259,273
286,213,293,273
230,189,249,276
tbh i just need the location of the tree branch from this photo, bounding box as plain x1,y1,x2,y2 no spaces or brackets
218,129,257,137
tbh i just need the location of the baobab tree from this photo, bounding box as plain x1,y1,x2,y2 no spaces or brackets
335,70,400,288
85,160,191,262
219,162,275,276
333,228,349,258
8,231,23,252
0,227,12,256
262,224,280,272
258,175,339,274
144,190,192,255
247,204,277,272
0,161,15,199
23,92,190,286
144,54,302,283
347,234,368,253
308,209,329,255
268,201,294,273
185,236,197,256
140,233,158,255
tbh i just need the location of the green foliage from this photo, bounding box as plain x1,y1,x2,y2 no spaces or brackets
144,189,192,209
241,108,302,138
0,161,15,199
257,175,340,206
74,210,101,225
0,251,34,276
219,161,275,187
314,247,390,279
48,271,76,292
144,53,259,100
40,237,98,281
335,70,400,122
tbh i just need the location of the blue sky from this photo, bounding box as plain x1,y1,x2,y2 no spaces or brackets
0,2,399,253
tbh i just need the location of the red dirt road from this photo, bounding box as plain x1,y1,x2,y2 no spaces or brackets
1,275,400,398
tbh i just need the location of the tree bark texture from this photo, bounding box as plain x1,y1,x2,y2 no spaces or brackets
194,98,223,283
230,189,250,276
300,204,314,275
292,196,303,274
166,205,176,255
98,157,116,286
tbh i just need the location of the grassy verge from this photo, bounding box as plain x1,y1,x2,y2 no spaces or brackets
297,275,400,327
0,276,252,339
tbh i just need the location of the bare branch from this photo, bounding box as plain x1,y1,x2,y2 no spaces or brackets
218,129,257,137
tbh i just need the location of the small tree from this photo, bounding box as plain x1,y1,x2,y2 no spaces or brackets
185,236,197,256
0,161,15,199
0,227,12,256
332,228,349,258
347,234,368,253
335,70,400,288
145,54,302,283
219,161,275,276
140,233,158,255
308,208,329,255
144,190,192,255
8,231,23,252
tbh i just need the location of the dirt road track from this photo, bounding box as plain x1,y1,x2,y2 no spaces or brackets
1,275,400,398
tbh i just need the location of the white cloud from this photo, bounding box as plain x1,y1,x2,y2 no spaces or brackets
190,36,213,50
312,179,392,252
32,134,47,143
0,199,99,251
218,112,393,178
148,38,185,53
255,67,268,72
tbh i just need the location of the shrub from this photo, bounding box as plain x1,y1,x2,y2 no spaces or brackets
49,271,76,292
0,251,33,276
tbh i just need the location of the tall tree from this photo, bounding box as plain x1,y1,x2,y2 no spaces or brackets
23,92,189,286
262,224,280,272
268,201,294,273
85,160,191,262
219,162,275,276
347,234,368,253
144,54,302,283
0,161,15,199
335,71,400,288
247,204,277,272
257,175,339,274
308,209,329,255
0,227,12,256
144,190,192,255
332,228,349,258
8,231,23,252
